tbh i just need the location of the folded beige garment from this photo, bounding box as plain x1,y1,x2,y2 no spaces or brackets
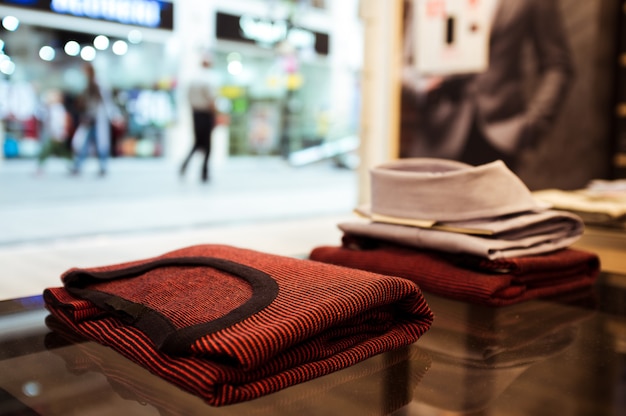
533,188,626,221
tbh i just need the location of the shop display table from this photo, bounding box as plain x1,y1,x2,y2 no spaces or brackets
0,267,624,416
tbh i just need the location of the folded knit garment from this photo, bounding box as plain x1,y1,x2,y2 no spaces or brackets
43,244,433,406
308,242,600,307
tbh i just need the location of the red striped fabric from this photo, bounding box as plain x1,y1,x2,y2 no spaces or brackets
43,244,433,406
308,243,600,307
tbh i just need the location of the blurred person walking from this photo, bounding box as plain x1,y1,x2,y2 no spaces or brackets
70,63,123,177
180,55,217,183
35,88,73,174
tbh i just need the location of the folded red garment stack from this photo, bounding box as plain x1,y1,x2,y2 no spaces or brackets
309,242,600,307
43,244,433,406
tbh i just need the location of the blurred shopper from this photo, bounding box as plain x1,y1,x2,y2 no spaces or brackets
70,63,123,177
35,89,73,174
400,0,574,172
180,55,217,183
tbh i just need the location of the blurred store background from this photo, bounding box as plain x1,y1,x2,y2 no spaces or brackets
0,0,362,164
1,0,625,299
0,0,364,247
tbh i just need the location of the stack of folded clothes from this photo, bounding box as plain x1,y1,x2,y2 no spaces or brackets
309,158,601,306
533,179,626,228
43,244,433,406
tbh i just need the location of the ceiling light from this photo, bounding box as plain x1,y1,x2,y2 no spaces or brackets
2,16,19,32
112,40,128,56
80,46,96,61
39,46,56,61
64,41,80,56
93,35,110,50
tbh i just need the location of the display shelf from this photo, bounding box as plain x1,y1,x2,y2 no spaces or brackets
573,225,626,275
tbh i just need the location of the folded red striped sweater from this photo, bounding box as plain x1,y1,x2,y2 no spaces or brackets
309,238,600,307
43,244,433,406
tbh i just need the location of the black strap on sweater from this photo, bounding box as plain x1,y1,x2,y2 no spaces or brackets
63,257,279,355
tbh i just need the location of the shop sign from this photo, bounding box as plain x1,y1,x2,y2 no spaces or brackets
216,11,329,55
238,15,315,50
238,15,288,46
0,0,174,30
51,0,161,28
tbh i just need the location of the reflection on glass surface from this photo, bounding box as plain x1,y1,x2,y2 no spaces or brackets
405,291,596,414
2,273,626,415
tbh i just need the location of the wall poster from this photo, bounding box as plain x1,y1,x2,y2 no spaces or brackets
399,0,618,190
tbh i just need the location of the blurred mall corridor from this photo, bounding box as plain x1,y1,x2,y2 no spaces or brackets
0,156,357,245
0,156,358,299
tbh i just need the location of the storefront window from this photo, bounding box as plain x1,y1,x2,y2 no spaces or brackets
0,21,177,159
212,6,359,162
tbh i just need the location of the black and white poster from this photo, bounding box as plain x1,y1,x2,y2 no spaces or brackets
399,0,618,190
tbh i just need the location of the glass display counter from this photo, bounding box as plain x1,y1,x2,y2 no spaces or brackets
0,267,624,415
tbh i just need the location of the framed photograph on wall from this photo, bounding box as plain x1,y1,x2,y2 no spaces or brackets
399,0,618,190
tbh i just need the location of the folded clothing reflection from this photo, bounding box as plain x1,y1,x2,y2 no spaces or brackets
45,315,432,416
401,291,596,414
42,244,433,407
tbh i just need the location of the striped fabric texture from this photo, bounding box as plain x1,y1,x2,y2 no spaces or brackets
43,244,433,406
309,239,600,307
